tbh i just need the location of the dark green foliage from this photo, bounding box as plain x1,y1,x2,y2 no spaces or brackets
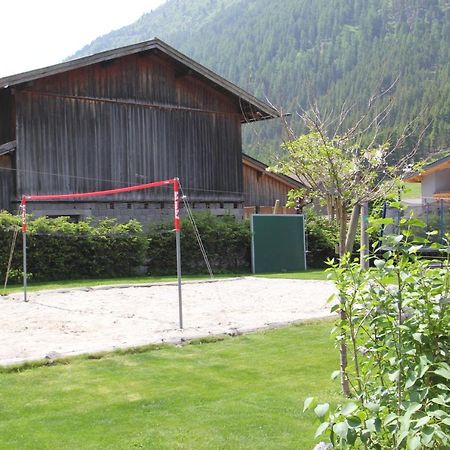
27,217,147,280
305,209,339,268
72,0,450,162
146,213,251,274
304,210,361,268
1,209,339,282
0,212,147,282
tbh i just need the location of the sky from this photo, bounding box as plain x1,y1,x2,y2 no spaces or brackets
0,0,167,78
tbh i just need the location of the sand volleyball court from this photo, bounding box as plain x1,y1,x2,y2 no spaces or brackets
0,277,336,365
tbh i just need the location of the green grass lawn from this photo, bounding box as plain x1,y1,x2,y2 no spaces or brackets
255,269,328,281
402,182,421,200
0,320,340,449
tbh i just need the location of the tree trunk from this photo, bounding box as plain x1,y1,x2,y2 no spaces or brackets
344,204,361,254
339,322,350,397
337,202,351,397
338,202,347,258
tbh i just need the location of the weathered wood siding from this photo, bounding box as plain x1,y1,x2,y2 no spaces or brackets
0,155,13,211
14,52,243,203
0,89,15,211
0,89,15,144
243,163,294,207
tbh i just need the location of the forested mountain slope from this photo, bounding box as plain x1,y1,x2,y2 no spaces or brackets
72,0,450,163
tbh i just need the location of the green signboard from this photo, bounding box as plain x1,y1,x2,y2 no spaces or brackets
251,215,306,273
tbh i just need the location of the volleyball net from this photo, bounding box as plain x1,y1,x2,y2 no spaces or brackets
19,178,185,328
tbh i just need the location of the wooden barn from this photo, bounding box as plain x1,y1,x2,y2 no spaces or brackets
242,154,303,214
0,38,278,222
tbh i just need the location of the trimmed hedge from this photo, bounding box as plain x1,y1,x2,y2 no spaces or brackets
147,211,339,273
0,211,251,282
0,212,147,282
146,213,251,275
0,208,339,282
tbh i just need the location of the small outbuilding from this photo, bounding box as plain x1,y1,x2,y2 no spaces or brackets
401,153,450,238
242,154,303,216
405,153,450,201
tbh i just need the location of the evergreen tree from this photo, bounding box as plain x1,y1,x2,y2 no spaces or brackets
71,0,450,163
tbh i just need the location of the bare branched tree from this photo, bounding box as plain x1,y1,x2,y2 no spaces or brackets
268,86,430,396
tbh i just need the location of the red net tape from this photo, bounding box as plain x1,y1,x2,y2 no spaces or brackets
22,179,176,202
20,178,181,231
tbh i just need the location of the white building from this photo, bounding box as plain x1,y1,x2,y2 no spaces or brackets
405,154,450,201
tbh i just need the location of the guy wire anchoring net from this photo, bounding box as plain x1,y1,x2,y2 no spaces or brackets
179,183,214,279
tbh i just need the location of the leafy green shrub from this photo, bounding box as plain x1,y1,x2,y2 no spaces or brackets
2,206,338,280
305,208,339,268
305,218,450,449
149,209,341,273
146,213,251,274
0,212,147,282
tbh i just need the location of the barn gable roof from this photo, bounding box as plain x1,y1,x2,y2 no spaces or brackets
0,38,278,123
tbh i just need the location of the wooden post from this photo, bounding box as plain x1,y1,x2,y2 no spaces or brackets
273,199,280,214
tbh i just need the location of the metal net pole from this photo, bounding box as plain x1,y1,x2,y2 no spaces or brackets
20,199,28,302
173,178,183,329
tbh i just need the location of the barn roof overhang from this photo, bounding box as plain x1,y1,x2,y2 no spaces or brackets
0,141,16,156
0,38,278,124
242,153,304,189
404,153,450,183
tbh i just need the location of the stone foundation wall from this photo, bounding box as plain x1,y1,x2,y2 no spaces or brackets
19,201,244,224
